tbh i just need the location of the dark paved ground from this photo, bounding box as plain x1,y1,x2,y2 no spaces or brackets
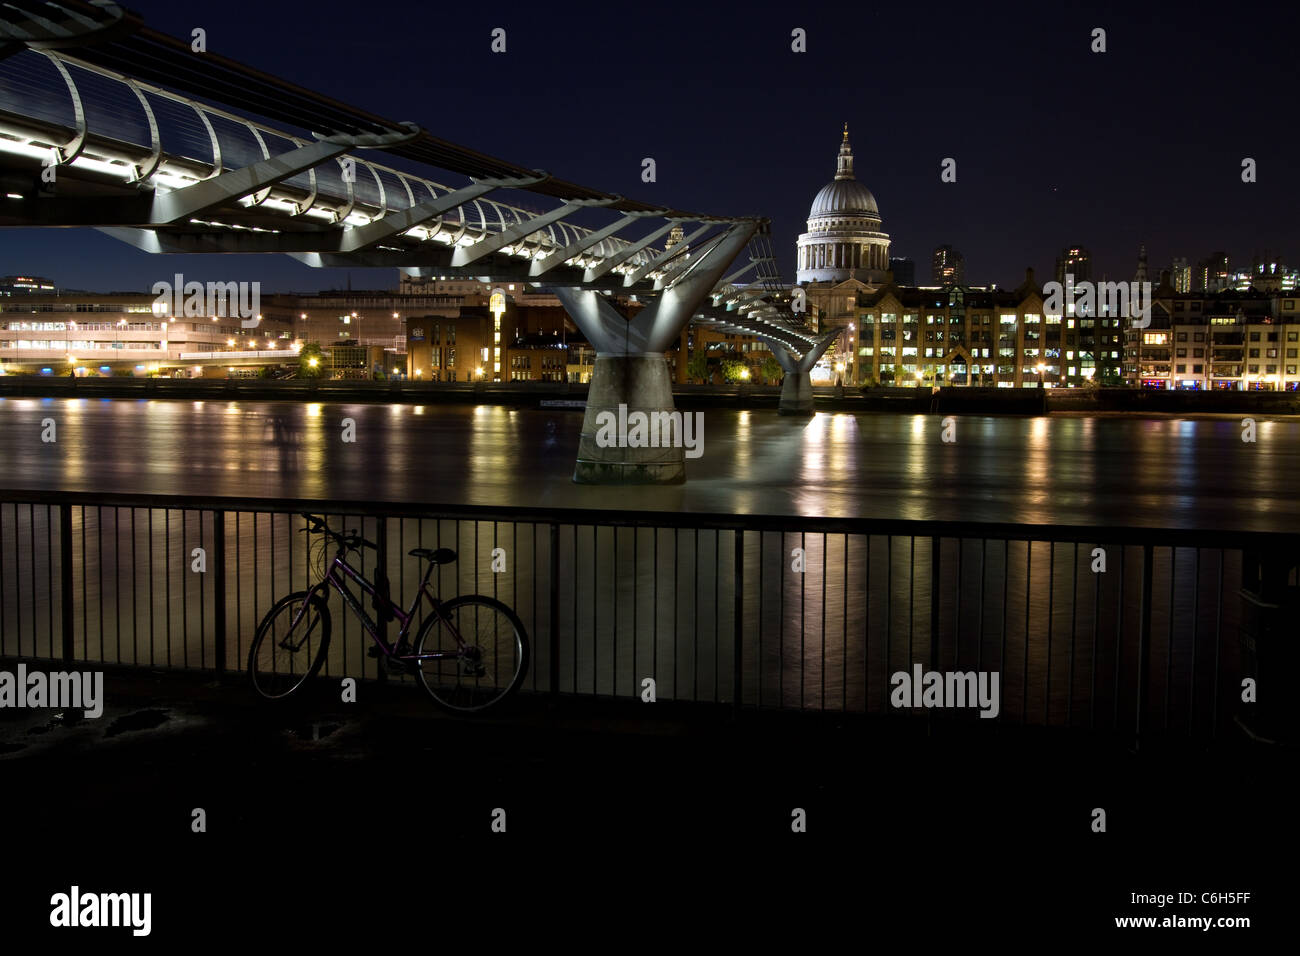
0,663,1290,944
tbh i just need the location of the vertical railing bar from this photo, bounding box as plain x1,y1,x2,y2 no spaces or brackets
733,527,743,713
398,517,405,643
548,522,560,697
252,511,259,673
1135,544,1154,744
1113,544,1124,732
1023,540,1032,723
165,509,172,667
694,528,700,703
182,509,189,668
820,530,827,711
46,507,53,659
10,504,16,656
714,529,720,705
1164,547,1176,732
928,535,940,731
199,510,207,668
1090,538,1099,731
863,532,870,714
631,526,637,702
653,527,659,704
30,506,37,658
779,530,785,708
572,524,578,694
512,521,518,686
907,536,914,681
0,500,7,654
418,517,426,632
60,503,73,663
148,509,155,666
929,536,940,672
800,530,806,711
1045,540,1054,726
842,533,848,712
213,510,226,675
673,527,679,700
98,505,104,663
1000,539,1009,706
885,535,892,712
1067,541,1078,728
13,504,20,656
267,511,273,675
1189,548,1200,735
235,512,242,667
756,530,764,709
115,507,121,664
376,516,389,668
977,538,985,673
593,524,599,696
613,526,618,697
1211,550,1223,738
955,537,962,672
81,505,87,659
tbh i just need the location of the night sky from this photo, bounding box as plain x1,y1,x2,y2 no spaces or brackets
2,0,1296,293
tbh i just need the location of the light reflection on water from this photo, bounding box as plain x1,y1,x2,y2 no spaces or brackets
0,399,1296,528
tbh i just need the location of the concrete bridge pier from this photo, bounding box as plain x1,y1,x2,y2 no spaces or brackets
553,222,757,484
767,331,841,416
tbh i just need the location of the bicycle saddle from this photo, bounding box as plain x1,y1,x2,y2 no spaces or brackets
408,547,458,565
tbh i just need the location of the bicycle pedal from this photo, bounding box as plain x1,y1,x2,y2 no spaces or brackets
384,657,410,675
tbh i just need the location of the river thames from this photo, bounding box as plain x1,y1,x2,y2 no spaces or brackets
0,398,1296,531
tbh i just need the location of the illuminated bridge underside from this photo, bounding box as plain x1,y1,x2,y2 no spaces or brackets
0,0,824,481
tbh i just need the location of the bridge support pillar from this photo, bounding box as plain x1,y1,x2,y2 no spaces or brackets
778,371,816,416
577,352,682,483
553,221,757,484
767,331,841,417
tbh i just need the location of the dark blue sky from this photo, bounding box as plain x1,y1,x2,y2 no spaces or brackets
3,0,1296,292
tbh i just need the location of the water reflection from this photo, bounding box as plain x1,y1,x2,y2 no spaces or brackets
0,399,1296,530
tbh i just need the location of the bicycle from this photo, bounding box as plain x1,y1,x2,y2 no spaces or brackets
247,512,530,713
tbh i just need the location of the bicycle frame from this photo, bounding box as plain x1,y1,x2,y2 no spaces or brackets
283,545,465,662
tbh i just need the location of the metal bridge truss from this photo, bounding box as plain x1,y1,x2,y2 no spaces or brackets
0,0,826,361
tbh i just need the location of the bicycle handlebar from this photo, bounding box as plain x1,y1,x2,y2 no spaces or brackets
298,512,377,551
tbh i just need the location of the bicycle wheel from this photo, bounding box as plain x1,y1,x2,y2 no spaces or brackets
248,590,332,700
413,595,529,713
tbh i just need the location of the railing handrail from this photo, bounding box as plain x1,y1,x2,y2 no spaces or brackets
1,488,1296,549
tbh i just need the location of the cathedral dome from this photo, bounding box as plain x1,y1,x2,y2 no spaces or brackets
795,124,891,285
809,178,879,219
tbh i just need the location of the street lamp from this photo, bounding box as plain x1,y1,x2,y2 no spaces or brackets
1036,362,1046,388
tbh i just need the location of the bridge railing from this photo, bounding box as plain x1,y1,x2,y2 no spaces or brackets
0,490,1290,739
